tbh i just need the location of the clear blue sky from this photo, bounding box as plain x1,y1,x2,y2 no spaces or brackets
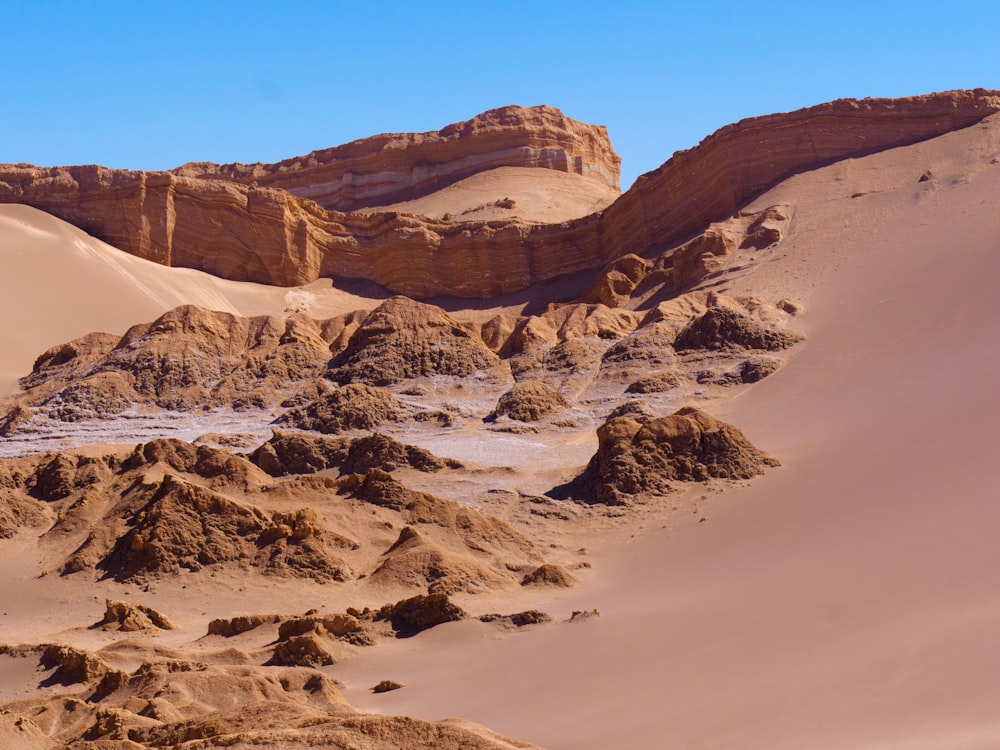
4,1,996,189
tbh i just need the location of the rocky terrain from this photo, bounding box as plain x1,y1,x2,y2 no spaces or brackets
1,91,996,294
3,90,1000,749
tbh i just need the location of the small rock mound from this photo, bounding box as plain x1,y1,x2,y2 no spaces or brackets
96,600,174,632
370,526,512,595
248,431,352,476
520,563,578,588
277,613,375,647
124,439,264,489
98,475,350,583
376,593,467,638
329,297,500,385
489,380,569,422
0,494,48,538
739,356,783,383
31,453,108,501
341,433,461,474
480,611,552,627
579,407,780,504
271,633,335,667
338,470,538,562
0,644,122,687
0,404,33,437
19,306,338,417
275,383,406,433
626,371,682,394
675,307,804,352
372,679,404,693
207,614,285,637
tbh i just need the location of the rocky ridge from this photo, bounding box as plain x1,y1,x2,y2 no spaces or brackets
0,91,996,295
174,104,621,209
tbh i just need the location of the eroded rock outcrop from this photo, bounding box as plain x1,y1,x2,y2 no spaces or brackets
96,475,350,583
674,306,805,352
11,306,341,423
489,380,570,422
96,600,175,632
1,92,995,296
328,297,500,385
579,407,780,504
275,384,408,433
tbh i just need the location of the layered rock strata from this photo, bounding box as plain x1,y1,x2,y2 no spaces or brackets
174,104,621,208
1,91,996,296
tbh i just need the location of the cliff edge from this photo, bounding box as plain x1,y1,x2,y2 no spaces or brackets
1,90,997,296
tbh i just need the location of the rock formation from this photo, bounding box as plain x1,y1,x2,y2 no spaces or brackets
0,92,989,297
328,297,500,385
275,383,408,433
95,600,175,632
1,91,996,296
674,306,805,352
11,306,340,422
174,104,621,209
488,380,570,422
579,407,780,504
97,475,351,583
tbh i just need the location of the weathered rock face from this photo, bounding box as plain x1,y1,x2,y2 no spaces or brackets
275,384,407,433
328,297,500,385
489,380,569,422
15,305,339,419
174,104,622,209
1,92,996,296
579,407,780,504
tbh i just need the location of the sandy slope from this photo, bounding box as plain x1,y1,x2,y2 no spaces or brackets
332,117,1000,749
2,114,1000,749
0,204,375,394
365,166,620,222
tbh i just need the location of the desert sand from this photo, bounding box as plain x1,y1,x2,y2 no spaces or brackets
1,98,999,749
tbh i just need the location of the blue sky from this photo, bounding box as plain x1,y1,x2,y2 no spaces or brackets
4,1,996,188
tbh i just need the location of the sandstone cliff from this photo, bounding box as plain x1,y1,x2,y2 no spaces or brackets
1,90,997,296
173,104,621,208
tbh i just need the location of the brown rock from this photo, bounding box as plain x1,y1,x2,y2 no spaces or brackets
0,493,47,539
370,526,512,595
489,381,569,422
207,614,285,637
338,470,537,561
674,307,805,352
376,593,467,637
18,306,340,418
270,634,335,668
341,433,461,474
480,611,552,627
248,431,352,476
329,297,499,385
97,475,350,583
0,404,33,437
579,407,780,504
739,356,783,383
520,563,578,588
97,600,175,632
3,92,995,297
371,679,404,693
626,371,682,394
275,383,406,433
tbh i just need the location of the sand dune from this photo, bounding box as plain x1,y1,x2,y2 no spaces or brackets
366,166,620,223
333,115,1000,749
